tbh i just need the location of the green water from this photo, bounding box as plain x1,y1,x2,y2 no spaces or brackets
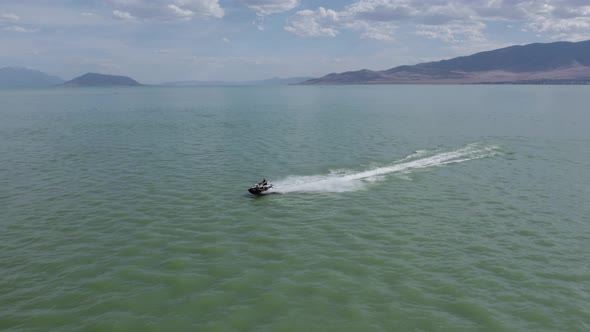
1,85,589,331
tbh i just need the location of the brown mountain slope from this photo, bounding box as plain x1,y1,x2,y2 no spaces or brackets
301,40,590,85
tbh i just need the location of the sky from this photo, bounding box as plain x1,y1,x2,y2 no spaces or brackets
1,0,590,83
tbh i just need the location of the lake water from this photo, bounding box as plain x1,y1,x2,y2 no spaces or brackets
1,85,589,331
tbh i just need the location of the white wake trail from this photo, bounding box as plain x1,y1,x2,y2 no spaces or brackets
272,143,500,194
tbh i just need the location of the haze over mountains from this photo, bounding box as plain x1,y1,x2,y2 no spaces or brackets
161,77,314,86
302,40,590,85
0,67,64,88
3,40,590,87
0,69,309,88
0,70,141,88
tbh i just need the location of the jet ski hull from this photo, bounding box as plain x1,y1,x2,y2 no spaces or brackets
248,187,264,195
248,184,272,195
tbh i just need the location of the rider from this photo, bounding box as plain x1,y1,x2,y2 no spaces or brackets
256,179,268,190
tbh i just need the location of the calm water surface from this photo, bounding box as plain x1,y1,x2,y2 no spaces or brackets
1,85,589,331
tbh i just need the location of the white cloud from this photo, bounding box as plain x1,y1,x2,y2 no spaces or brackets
472,0,527,20
107,0,224,21
235,0,299,31
112,10,137,21
344,0,476,25
1,13,20,21
523,2,590,40
416,21,485,42
284,1,409,41
3,25,36,33
168,4,194,19
285,7,341,37
285,0,590,42
345,20,397,41
234,0,300,15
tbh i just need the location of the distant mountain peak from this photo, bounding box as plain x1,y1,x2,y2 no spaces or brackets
63,72,141,87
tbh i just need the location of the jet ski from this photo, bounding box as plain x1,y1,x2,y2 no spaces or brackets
248,181,273,195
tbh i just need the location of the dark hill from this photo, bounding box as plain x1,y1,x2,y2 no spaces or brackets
0,67,64,88
63,73,141,87
302,40,590,84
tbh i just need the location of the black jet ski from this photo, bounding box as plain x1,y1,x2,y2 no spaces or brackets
248,181,273,195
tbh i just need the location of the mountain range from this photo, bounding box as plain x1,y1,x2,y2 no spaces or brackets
0,69,309,88
3,40,590,87
0,67,64,88
301,40,590,85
